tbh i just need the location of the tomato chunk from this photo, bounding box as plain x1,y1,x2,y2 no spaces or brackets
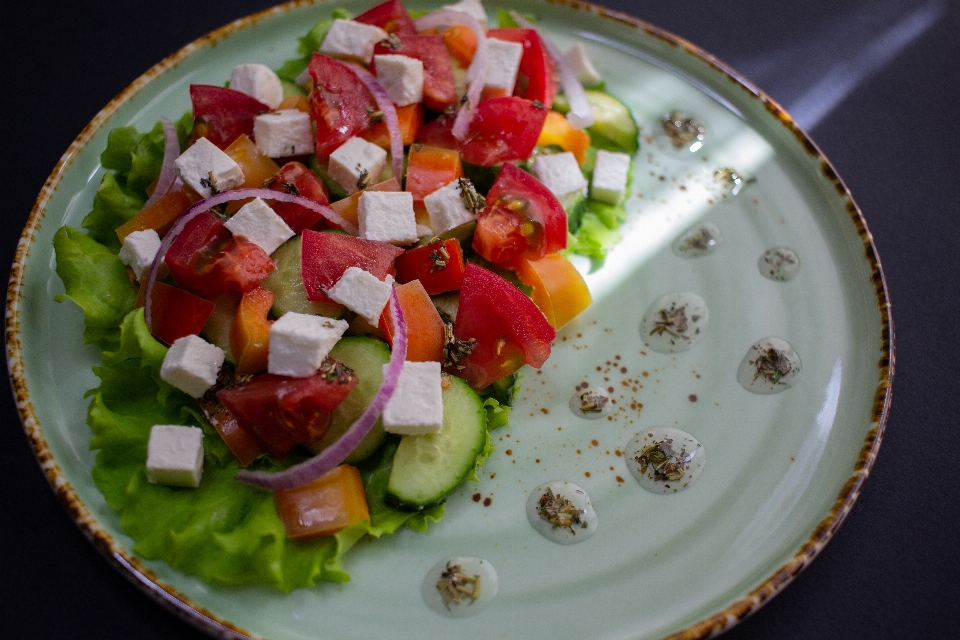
189,84,270,149
274,465,370,539
196,394,263,467
143,281,216,345
485,28,559,108
263,161,331,233
516,253,592,329
451,263,556,390
308,54,376,161
354,0,416,36
372,35,457,111
459,96,549,166
300,229,404,303
394,238,465,295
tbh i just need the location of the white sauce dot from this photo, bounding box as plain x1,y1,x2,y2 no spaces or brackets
737,336,802,394
672,223,722,258
758,246,800,281
656,111,708,154
569,386,612,419
625,428,705,494
422,556,498,618
526,481,599,544
640,292,709,353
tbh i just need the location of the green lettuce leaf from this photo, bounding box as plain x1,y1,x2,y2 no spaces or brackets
276,8,354,83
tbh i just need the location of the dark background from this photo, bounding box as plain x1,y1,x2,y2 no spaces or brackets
3,0,958,638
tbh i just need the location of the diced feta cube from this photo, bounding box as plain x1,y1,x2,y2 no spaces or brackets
319,19,389,65
326,267,395,325
357,191,418,245
173,137,245,198
591,150,632,204
484,38,524,93
382,361,444,435
253,109,316,158
146,425,204,487
230,63,284,109
443,0,488,27
160,334,226,398
373,54,424,107
327,136,388,195
530,152,587,210
224,197,294,256
118,229,161,280
564,43,603,88
268,313,349,378
423,179,477,235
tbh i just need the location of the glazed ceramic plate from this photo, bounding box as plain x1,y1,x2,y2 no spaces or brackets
6,1,893,639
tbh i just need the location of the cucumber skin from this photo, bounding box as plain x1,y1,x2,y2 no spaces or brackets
386,376,489,510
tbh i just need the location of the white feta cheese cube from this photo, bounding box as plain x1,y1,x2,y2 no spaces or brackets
530,152,587,210
443,0,488,27
173,137,245,198
224,197,294,256
374,54,424,107
591,149,632,204
423,179,477,235
327,136,388,195
268,313,349,378
382,361,444,435
319,19,389,65
484,38,524,93
118,229,161,281
358,191,418,245
253,109,316,158
564,43,603,88
160,335,226,398
230,63,284,109
146,425,204,487
326,267,395,325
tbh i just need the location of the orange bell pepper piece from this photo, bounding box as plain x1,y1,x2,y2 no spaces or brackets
273,464,370,539
516,253,592,329
116,189,189,242
230,286,274,376
379,280,445,362
361,102,423,149
537,111,591,164
440,24,478,68
329,177,401,229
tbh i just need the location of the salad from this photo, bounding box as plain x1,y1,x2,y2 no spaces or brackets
52,0,640,592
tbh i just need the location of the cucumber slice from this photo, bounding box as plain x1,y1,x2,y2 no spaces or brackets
261,236,346,318
199,292,239,365
305,336,390,464
387,375,488,509
554,90,639,154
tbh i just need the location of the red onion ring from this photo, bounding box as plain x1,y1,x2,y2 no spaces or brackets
347,63,405,185
140,117,180,210
414,9,489,140
509,11,595,128
142,187,356,333
234,286,408,491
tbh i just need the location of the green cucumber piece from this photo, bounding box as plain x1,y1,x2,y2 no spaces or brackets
386,375,488,509
199,292,239,365
305,336,390,464
262,236,346,318
555,90,639,154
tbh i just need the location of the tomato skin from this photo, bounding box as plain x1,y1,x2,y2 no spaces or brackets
459,96,550,166
308,54,376,161
300,229,404,303
354,0,417,36
372,35,457,111
196,394,263,467
264,162,331,233
145,281,216,346
414,113,458,150
472,163,567,266
165,211,275,299
189,84,270,149
485,28,559,108
450,263,556,390
217,369,358,459
394,238,465,295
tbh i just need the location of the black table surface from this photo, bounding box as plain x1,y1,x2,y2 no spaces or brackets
4,1,958,638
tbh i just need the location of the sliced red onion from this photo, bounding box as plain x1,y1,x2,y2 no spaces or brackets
234,286,408,491
414,9,489,140
347,63,405,185
141,117,180,210
142,187,356,333
509,11,595,129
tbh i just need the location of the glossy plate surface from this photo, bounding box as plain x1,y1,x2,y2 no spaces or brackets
5,1,892,639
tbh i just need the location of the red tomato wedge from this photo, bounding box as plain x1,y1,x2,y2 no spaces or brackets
189,84,270,149
217,368,359,460
486,28,559,108
394,238,465,295
459,96,550,166
300,229,404,303
165,211,275,299
196,395,263,467
472,163,567,266
273,465,370,539
451,263,556,390
372,35,457,111
263,161,331,233
354,0,416,36
143,280,215,346
308,54,377,161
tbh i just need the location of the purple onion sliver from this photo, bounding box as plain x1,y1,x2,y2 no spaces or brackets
141,117,181,211
234,286,408,491
349,64,405,185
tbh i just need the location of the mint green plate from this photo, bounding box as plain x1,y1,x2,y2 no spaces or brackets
6,1,893,639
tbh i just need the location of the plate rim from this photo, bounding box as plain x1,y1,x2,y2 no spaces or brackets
4,1,895,639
